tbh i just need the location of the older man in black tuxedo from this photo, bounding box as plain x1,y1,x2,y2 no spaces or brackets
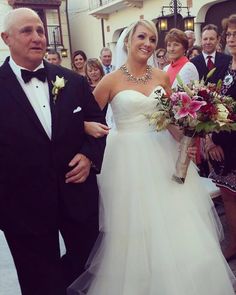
0,8,106,295
191,24,231,84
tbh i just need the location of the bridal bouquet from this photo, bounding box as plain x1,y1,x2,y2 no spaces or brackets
148,73,236,184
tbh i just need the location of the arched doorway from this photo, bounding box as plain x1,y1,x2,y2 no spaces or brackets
204,0,236,31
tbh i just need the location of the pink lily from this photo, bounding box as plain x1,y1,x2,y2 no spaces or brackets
175,92,206,119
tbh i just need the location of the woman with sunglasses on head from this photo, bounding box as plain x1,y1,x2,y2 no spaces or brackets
85,58,105,91
155,47,169,70
84,58,110,138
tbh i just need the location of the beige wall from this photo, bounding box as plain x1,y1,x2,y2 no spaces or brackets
58,0,72,68
0,0,12,65
68,1,103,59
68,0,230,62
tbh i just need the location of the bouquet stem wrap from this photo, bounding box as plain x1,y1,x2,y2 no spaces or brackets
172,134,194,184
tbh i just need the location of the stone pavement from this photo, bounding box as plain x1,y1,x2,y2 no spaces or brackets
0,199,236,295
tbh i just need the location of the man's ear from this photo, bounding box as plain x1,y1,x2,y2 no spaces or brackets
1,32,9,46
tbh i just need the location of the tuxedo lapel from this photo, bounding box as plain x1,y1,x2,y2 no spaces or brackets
44,62,58,141
44,61,71,141
0,59,49,140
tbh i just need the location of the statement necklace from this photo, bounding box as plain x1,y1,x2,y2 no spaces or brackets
120,64,152,84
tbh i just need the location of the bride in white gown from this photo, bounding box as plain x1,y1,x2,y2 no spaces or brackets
68,20,236,295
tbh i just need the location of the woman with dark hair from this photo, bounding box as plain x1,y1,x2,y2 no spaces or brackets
207,14,236,261
187,45,202,60
85,58,105,91
72,50,87,76
155,47,169,69
164,28,199,88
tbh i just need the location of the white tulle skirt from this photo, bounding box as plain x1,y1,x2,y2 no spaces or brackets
68,130,236,295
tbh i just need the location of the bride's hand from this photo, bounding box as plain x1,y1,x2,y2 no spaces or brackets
84,121,110,138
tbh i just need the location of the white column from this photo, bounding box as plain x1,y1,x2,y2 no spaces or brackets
194,22,202,46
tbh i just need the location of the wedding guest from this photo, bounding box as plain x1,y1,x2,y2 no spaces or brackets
191,24,231,84
187,45,202,60
155,48,169,69
0,8,106,295
68,19,236,295
84,58,110,137
46,50,61,65
206,14,236,262
100,47,115,74
85,58,104,91
164,28,199,88
72,50,87,76
185,30,196,49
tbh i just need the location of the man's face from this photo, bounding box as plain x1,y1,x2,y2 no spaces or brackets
201,29,219,54
46,53,61,65
186,32,195,49
100,50,112,66
1,11,47,70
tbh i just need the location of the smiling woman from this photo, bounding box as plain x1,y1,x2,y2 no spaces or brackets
68,19,236,295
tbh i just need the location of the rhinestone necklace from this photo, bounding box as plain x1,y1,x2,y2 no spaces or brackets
120,64,152,84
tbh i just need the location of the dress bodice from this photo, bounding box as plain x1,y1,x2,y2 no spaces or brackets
110,88,159,132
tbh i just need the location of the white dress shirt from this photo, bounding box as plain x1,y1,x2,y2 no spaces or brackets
9,57,52,139
202,51,216,66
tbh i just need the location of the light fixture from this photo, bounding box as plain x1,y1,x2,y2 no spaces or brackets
183,12,195,31
158,0,195,31
157,13,168,32
61,48,68,58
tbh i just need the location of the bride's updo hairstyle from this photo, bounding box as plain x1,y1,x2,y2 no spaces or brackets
115,20,158,68
124,19,158,49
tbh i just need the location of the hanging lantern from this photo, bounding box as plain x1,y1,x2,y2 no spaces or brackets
157,14,168,31
61,48,68,58
183,13,195,31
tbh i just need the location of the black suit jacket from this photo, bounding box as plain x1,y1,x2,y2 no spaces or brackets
0,58,106,234
191,52,231,84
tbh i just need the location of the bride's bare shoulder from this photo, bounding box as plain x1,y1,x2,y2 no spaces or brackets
152,67,171,94
94,69,123,103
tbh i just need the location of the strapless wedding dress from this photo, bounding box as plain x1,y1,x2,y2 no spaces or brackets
68,88,236,295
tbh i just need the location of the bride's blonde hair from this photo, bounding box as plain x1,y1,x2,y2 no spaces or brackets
124,20,158,48
115,20,158,68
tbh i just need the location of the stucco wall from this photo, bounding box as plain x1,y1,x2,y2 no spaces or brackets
0,1,12,65
68,0,232,62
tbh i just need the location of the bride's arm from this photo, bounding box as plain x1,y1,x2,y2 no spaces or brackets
84,122,110,138
84,75,112,138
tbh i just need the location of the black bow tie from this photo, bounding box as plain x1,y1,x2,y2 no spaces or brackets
21,68,47,83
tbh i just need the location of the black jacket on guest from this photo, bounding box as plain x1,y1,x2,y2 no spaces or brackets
191,52,231,84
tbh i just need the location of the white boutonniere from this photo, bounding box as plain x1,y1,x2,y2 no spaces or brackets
52,76,67,104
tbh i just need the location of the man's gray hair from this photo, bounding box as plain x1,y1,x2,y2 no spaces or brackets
184,30,195,37
100,47,112,56
3,8,39,32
